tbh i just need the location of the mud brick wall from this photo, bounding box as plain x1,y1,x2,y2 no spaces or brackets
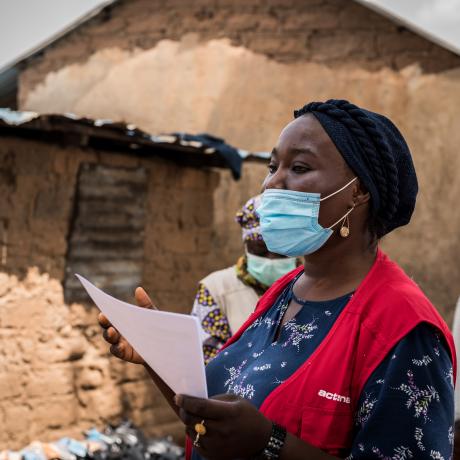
5,0,460,449
0,137,219,448
15,0,460,325
18,0,460,102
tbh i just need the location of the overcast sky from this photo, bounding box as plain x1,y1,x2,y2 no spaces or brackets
0,0,459,72
363,0,460,53
0,0,108,71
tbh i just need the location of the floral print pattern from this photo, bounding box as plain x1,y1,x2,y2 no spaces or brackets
281,317,318,350
348,323,454,459
205,276,353,409
356,394,378,427
370,446,413,459
414,427,425,451
196,275,454,460
394,370,440,421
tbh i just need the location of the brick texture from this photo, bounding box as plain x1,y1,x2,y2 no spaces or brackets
0,138,219,449
5,0,460,450
18,0,460,104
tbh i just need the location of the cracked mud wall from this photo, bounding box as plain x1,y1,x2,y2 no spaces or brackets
0,139,219,448
18,0,460,100
18,37,460,323
4,0,460,448
17,0,460,320
0,268,184,449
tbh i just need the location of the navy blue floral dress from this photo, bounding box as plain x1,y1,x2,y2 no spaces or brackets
193,275,454,460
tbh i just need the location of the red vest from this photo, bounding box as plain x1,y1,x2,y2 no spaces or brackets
186,250,456,458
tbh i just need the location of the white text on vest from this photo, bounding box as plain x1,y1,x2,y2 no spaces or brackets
318,389,351,404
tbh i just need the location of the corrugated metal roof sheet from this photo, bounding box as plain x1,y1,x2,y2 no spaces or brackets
0,108,270,179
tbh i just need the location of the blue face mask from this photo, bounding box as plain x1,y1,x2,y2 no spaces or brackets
257,178,357,257
246,252,297,286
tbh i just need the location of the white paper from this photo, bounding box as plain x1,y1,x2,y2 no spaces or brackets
76,274,208,398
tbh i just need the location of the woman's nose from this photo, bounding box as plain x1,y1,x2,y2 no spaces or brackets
263,168,286,191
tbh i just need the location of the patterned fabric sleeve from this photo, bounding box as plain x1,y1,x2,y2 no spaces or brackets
347,323,454,460
191,282,231,365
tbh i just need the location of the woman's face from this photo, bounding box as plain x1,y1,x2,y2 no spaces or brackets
263,114,364,231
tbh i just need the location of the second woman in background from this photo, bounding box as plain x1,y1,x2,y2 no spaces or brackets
191,195,297,363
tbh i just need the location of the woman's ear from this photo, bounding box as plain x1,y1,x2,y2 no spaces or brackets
353,179,371,207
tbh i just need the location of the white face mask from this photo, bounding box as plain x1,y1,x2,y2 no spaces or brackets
246,252,297,286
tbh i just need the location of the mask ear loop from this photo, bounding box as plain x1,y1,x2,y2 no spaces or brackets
328,204,356,236
319,177,357,202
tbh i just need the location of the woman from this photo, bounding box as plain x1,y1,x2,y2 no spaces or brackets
192,195,297,364
99,99,456,459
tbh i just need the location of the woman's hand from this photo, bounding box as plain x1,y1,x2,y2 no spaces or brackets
98,287,157,364
175,393,272,460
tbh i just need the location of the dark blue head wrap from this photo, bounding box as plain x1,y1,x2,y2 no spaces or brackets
294,99,418,237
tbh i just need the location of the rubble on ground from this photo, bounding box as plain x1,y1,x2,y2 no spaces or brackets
0,421,184,460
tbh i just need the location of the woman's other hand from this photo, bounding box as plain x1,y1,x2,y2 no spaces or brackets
175,393,272,460
98,287,157,364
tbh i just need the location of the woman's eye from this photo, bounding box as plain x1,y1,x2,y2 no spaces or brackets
292,165,310,173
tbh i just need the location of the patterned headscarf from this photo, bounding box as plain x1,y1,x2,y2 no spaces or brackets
235,195,263,242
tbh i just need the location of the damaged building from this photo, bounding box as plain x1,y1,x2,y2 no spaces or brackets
1,0,460,450
0,109,267,447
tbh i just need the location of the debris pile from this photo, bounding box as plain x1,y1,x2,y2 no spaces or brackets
0,422,184,460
